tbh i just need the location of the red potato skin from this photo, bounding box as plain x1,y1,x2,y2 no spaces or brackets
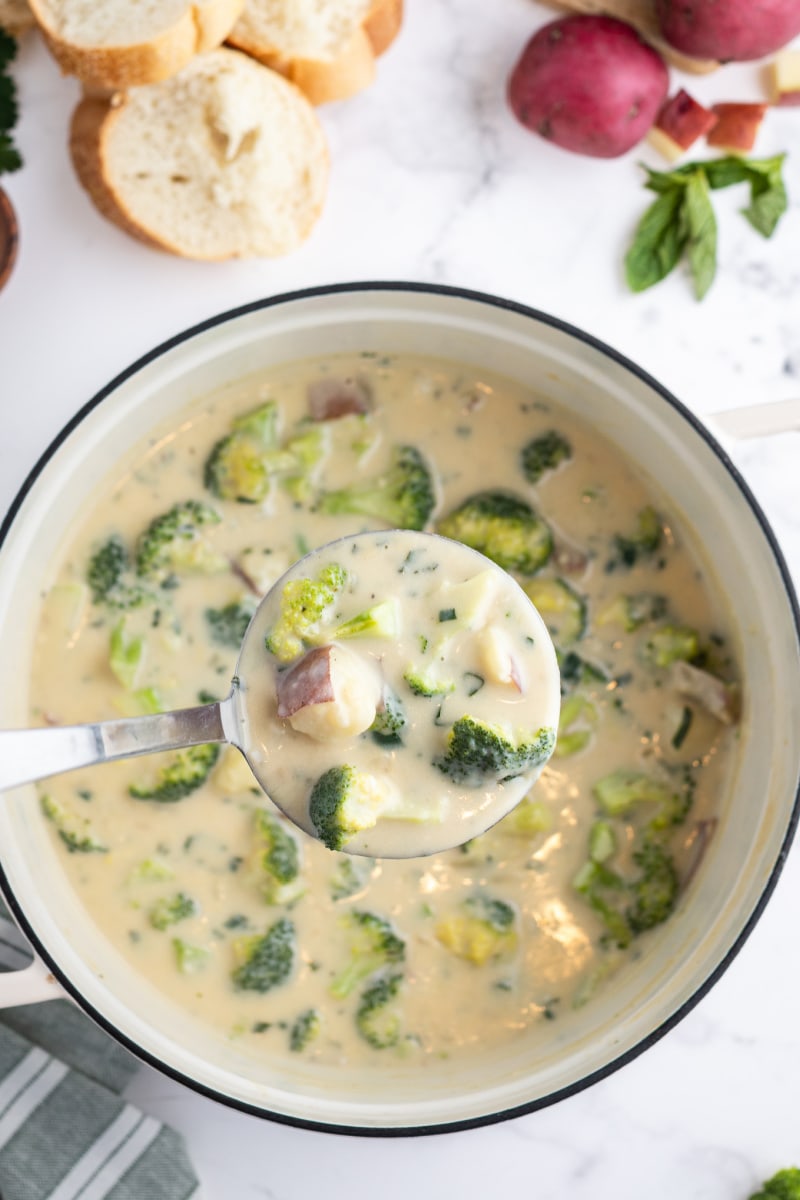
276,646,335,718
508,15,669,159
655,0,800,62
655,89,718,149
706,102,768,150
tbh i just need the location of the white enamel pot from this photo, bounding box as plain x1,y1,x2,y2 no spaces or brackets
0,284,798,1134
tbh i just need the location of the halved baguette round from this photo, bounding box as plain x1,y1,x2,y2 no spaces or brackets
227,0,403,105
69,48,329,260
28,0,247,89
0,0,37,39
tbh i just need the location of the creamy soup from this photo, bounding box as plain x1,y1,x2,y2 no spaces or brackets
30,352,740,1067
240,529,560,857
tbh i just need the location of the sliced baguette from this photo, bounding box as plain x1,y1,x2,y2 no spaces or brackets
538,0,719,74
28,0,246,89
0,0,36,38
69,47,328,260
227,0,403,105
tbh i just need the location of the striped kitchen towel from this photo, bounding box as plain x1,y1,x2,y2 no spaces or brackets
0,904,202,1200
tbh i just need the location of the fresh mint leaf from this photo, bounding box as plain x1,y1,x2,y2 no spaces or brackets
683,170,717,300
740,155,787,238
624,187,687,293
627,153,789,300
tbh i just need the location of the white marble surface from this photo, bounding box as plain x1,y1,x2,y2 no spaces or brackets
2,2,800,1196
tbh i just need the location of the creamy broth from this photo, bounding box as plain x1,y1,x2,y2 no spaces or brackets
241,530,560,857
30,352,740,1068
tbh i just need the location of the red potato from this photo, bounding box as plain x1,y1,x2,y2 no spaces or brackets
507,15,669,159
307,377,372,421
706,102,768,150
655,0,800,62
650,88,718,159
275,643,381,740
772,49,800,104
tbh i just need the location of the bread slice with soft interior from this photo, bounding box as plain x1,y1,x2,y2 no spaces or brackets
28,0,247,89
227,0,403,105
69,47,329,260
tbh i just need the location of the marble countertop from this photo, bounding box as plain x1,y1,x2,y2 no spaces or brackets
2,2,799,1196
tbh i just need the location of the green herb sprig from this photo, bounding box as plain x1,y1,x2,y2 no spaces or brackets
625,154,788,300
0,28,22,175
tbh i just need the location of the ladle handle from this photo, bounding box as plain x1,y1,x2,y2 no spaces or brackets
710,397,800,440
0,702,228,792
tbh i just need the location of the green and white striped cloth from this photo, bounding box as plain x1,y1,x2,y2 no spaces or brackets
0,903,201,1200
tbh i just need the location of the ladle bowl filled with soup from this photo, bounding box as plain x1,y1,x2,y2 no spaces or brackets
0,283,797,1133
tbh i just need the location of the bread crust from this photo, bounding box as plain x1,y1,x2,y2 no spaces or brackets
228,0,402,104
538,0,718,73
29,0,246,89
69,96,168,253
0,0,37,39
364,0,403,56
69,54,329,261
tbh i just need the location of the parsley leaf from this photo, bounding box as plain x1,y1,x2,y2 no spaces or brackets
626,154,789,300
0,28,22,177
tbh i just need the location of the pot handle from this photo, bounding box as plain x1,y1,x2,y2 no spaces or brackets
0,954,65,1008
709,398,800,440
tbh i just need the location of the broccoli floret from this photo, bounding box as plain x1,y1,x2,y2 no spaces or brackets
626,839,679,934
520,431,572,484
128,858,174,883
309,764,401,851
329,855,372,901
205,599,256,649
435,894,518,965
572,860,633,950
497,795,553,837
204,402,289,503
109,619,145,689
330,910,406,998
554,694,597,759
573,828,680,948
231,916,295,993
558,650,609,690
593,769,691,827
264,562,347,663
87,536,149,609
435,715,556,785
403,666,455,698
149,892,197,931
251,809,305,906
750,1170,800,1200
355,973,404,1049
609,506,663,570
281,427,329,503
369,690,407,746
40,794,107,854
316,445,436,531
523,577,586,645
640,624,699,668
437,490,552,576
333,598,400,640
129,744,220,803
588,819,616,864
172,939,209,975
289,1008,320,1052
135,501,226,582
597,592,668,632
